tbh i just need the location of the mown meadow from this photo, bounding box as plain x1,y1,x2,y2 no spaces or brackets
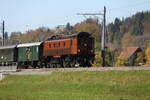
0,70,150,100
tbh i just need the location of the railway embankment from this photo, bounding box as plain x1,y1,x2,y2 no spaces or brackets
1,66,150,81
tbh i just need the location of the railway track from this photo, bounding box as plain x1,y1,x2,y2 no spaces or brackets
0,66,150,79
17,66,150,72
1,66,150,73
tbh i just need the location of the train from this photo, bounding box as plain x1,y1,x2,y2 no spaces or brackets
0,32,95,69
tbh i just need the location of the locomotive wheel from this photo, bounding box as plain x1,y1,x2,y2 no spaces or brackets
86,60,92,67
70,60,76,68
62,57,70,68
17,62,22,69
62,61,68,68
50,64,54,68
50,63,54,68
56,63,61,68
47,63,52,68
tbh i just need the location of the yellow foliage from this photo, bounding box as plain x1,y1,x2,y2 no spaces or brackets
135,52,145,65
121,34,133,48
144,22,150,33
115,56,128,67
92,52,102,67
145,42,150,65
74,23,101,42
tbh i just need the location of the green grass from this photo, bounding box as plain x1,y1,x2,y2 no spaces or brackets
0,70,150,100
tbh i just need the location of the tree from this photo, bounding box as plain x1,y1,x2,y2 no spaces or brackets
121,33,133,48
92,48,113,67
115,56,128,67
21,27,53,43
66,22,73,33
92,52,102,67
10,32,22,45
145,42,150,65
135,52,145,66
74,22,101,42
131,12,144,35
107,18,123,44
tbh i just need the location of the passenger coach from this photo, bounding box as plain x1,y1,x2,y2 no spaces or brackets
17,42,42,68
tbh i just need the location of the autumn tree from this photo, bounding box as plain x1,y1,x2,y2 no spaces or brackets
108,18,123,44
115,56,128,67
92,52,102,67
131,12,144,35
121,33,134,48
10,32,22,45
135,52,145,66
21,27,53,43
145,42,150,65
92,48,113,67
74,18,101,43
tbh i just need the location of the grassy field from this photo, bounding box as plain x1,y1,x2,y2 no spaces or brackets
0,70,150,100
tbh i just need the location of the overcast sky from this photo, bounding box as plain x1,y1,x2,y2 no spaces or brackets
0,0,150,34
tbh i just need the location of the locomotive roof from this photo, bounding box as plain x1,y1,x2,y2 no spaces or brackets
0,45,16,50
17,42,42,47
66,32,90,38
47,32,90,41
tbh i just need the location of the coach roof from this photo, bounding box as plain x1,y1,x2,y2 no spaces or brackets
0,45,16,49
17,42,42,47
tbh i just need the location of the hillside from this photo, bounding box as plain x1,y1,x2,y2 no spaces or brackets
108,11,150,49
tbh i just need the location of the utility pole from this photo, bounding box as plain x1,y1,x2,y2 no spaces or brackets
2,20,5,46
77,6,107,67
101,6,106,67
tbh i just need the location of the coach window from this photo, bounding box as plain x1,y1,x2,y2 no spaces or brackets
63,42,66,47
71,40,72,46
49,44,51,48
54,43,56,48
58,42,60,47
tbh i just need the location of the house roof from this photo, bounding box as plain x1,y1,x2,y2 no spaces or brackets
120,47,142,60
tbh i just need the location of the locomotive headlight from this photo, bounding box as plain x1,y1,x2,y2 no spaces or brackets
84,43,87,46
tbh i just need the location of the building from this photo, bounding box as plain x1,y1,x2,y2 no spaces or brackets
120,47,143,66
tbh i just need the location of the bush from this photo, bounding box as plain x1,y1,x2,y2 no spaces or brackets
115,56,128,67
92,52,102,67
145,47,150,65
